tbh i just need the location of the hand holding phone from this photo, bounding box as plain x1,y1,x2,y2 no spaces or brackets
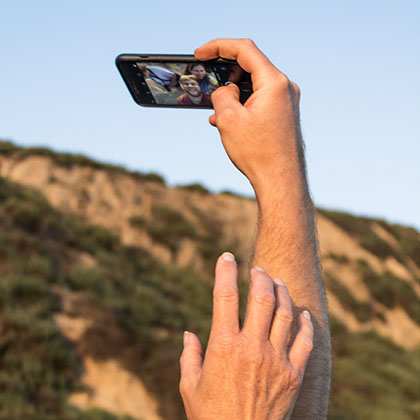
116,54,253,109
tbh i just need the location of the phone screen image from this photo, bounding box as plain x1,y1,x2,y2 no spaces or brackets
116,55,253,108
139,62,220,107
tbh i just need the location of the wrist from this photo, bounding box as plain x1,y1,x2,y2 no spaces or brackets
251,161,312,211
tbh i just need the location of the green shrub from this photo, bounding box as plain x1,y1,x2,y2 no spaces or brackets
177,183,210,194
140,204,198,254
325,272,373,323
318,209,397,260
326,253,350,264
1,169,419,420
376,221,420,270
329,316,420,420
357,260,420,324
0,141,166,186
128,215,147,229
187,203,229,269
83,408,138,420
4,195,47,233
138,172,166,184
219,189,239,197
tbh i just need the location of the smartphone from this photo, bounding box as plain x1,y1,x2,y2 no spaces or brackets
115,54,253,109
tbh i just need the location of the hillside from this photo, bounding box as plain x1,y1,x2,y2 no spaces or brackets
0,141,419,420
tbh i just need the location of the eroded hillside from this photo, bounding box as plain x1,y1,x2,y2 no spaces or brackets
0,141,419,420
1,141,419,348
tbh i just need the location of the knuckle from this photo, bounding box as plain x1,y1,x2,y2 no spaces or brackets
240,38,256,47
179,378,189,396
211,85,225,99
254,292,276,307
274,307,293,324
271,73,290,92
213,288,239,304
214,109,240,131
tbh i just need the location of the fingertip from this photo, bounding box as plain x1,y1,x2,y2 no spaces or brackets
187,331,202,347
209,114,217,126
299,310,313,330
194,41,216,60
183,331,190,347
298,311,314,348
250,266,273,285
302,310,311,322
216,252,237,274
273,278,286,288
221,251,236,262
180,331,203,384
193,47,203,59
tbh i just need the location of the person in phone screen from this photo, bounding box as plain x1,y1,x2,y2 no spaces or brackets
137,64,178,92
176,75,212,106
184,63,218,94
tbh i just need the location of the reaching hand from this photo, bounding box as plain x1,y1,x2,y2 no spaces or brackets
195,38,303,195
179,252,314,420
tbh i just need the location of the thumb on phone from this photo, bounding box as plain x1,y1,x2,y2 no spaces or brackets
210,83,243,128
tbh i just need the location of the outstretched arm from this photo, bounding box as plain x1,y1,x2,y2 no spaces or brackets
195,38,331,419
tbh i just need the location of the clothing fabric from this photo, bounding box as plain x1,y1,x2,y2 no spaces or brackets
176,92,212,106
147,66,175,88
198,75,218,94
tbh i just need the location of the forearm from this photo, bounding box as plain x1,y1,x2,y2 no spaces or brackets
252,158,331,419
194,37,332,418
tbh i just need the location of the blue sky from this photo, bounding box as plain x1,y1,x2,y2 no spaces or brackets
1,0,419,229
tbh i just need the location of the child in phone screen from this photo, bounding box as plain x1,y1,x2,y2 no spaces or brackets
176,75,212,106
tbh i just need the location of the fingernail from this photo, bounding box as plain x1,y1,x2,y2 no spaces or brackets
222,252,235,262
303,310,311,321
274,278,286,287
253,266,265,272
183,331,190,345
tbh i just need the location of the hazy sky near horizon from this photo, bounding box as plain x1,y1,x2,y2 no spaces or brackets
1,0,419,229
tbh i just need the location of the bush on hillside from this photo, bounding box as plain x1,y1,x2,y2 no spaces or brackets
326,253,350,264
0,141,165,186
376,220,420,270
329,316,420,420
132,204,198,255
324,272,374,323
318,209,397,261
357,260,420,325
177,183,210,195
1,176,419,420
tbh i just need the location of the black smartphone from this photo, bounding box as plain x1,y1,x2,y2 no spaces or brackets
115,54,253,109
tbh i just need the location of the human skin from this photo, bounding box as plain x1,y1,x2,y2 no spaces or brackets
191,64,207,80
191,38,332,419
181,79,202,98
180,252,314,420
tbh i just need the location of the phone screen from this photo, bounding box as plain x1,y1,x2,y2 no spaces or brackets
117,57,252,108
140,62,219,106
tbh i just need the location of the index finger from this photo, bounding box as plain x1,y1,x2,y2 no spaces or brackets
195,38,279,89
210,252,240,339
